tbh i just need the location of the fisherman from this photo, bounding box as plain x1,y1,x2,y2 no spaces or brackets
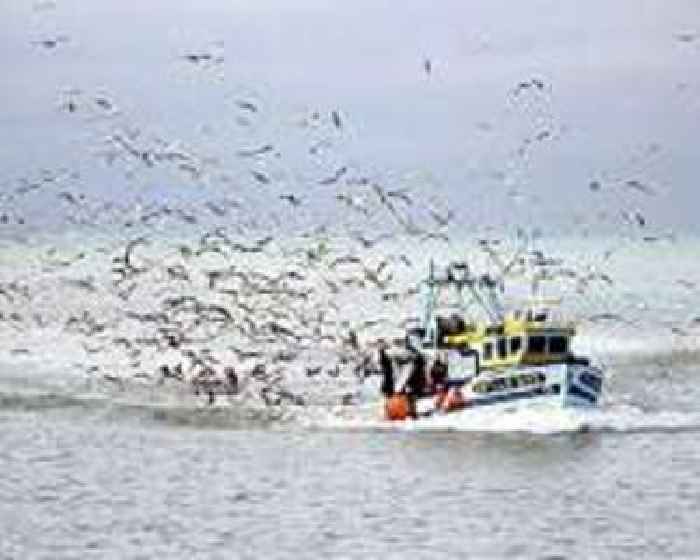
380,342,411,420
427,354,448,409
378,342,394,398
429,354,448,394
224,366,239,395
403,350,427,418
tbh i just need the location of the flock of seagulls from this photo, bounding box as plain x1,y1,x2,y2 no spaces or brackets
2,9,698,411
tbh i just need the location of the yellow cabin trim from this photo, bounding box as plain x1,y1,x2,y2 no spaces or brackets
442,319,575,371
444,325,575,346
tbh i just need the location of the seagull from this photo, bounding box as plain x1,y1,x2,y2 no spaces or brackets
33,35,69,49
621,209,646,227
58,191,81,205
279,194,302,206
675,32,697,43
676,279,696,290
421,232,450,243
513,81,532,95
512,78,545,96
352,232,393,249
236,100,258,112
386,189,413,205
318,166,347,185
586,313,631,325
61,100,78,113
250,170,270,184
331,110,343,129
623,180,656,195
237,144,274,158
428,208,453,227
182,52,213,64
94,96,115,112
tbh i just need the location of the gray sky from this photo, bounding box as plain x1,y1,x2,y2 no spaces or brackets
1,0,699,235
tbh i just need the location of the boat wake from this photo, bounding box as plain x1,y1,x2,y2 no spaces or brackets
3,363,700,436
0,374,295,430
301,399,700,436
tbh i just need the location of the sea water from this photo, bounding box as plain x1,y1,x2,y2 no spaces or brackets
1,234,699,558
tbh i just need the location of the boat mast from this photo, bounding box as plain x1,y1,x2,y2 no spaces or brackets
420,258,507,346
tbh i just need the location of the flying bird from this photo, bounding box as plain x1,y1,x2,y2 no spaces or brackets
250,170,270,184
318,166,347,185
236,100,258,112
588,180,602,192
33,35,69,49
623,180,656,195
94,96,115,111
237,144,274,158
331,110,343,129
675,32,698,42
386,189,413,205
279,194,302,206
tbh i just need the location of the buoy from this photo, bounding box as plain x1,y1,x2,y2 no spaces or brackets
385,394,410,421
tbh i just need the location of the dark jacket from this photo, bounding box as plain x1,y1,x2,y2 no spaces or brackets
379,348,394,397
404,352,427,397
430,359,448,391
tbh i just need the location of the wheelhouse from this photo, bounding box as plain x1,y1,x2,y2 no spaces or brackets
441,308,575,372
414,259,579,376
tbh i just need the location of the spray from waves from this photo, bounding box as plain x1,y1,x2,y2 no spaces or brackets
0,372,297,430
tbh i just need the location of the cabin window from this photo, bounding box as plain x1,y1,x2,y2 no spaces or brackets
497,338,507,359
522,374,536,385
508,377,519,388
527,336,546,353
527,310,548,322
549,336,568,354
473,381,488,393
483,342,493,360
491,378,506,392
510,337,522,354
580,372,602,393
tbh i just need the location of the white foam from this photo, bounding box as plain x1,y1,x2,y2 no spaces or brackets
302,400,700,435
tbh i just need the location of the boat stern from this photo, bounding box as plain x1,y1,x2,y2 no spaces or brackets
561,363,603,408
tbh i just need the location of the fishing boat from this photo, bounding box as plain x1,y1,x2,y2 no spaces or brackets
383,259,604,421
